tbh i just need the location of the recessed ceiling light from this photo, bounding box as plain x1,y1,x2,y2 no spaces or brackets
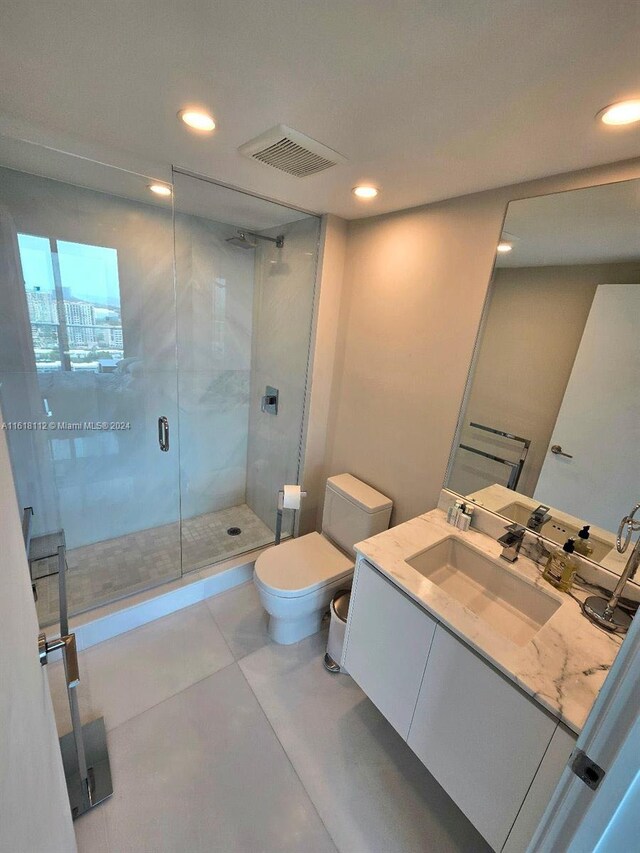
496,242,513,253
352,185,379,200
597,99,640,126
178,108,216,132
148,183,172,197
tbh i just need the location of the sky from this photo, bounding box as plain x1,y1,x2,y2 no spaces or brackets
17,233,121,309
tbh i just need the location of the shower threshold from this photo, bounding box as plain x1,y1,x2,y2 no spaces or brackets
34,504,276,628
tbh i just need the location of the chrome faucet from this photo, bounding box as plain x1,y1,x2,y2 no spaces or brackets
583,502,640,633
527,504,551,533
498,523,526,563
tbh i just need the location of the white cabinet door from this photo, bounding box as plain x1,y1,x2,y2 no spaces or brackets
344,560,437,739
407,626,557,852
502,723,576,853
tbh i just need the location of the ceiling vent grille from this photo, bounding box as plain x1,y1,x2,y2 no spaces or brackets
239,124,347,178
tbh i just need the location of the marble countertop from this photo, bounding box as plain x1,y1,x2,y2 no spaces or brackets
466,483,628,575
355,509,623,734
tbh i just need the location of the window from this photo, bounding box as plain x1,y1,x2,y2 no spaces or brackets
18,234,123,372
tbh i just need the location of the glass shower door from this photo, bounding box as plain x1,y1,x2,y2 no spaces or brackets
0,162,182,625
173,170,320,574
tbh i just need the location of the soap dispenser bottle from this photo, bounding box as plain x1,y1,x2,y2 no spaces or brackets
457,503,473,532
448,500,463,526
574,525,594,558
543,538,578,592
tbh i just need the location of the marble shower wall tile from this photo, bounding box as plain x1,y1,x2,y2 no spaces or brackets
246,216,320,530
174,209,255,519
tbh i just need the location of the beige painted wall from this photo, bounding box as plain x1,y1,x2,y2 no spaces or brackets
324,158,640,527
451,264,640,498
299,215,348,535
0,412,76,852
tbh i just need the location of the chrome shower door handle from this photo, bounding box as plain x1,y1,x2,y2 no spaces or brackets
551,444,573,458
158,416,170,452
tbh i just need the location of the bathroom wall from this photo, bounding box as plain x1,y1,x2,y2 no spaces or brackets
324,157,640,527
0,411,76,852
245,215,320,532
298,215,348,536
453,263,640,497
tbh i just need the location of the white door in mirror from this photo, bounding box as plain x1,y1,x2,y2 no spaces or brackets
535,284,640,533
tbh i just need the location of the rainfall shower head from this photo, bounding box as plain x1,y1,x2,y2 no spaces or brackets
226,229,285,249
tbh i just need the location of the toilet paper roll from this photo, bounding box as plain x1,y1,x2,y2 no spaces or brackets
282,484,303,509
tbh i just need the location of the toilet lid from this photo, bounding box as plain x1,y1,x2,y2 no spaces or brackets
254,532,354,598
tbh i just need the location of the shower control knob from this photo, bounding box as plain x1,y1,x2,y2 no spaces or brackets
261,386,279,415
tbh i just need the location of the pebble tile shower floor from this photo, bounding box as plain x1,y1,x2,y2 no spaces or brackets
35,504,274,626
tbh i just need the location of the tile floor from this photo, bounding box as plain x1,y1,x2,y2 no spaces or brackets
35,504,275,627
48,582,491,853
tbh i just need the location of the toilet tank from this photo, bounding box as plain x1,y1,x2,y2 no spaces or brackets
322,474,392,555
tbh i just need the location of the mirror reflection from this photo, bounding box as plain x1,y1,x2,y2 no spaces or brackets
447,179,640,577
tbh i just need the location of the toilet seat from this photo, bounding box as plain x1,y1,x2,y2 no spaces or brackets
254,532,353,598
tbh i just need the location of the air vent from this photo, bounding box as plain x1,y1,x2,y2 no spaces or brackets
239,124,347,178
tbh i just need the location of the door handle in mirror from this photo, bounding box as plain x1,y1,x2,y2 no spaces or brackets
551,444,573,458
158,416,169,452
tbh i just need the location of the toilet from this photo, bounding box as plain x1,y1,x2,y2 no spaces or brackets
254,474,392,644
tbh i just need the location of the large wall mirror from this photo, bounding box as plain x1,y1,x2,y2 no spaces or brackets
446,178,640,579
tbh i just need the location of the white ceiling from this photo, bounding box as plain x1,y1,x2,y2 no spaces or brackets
496,179,640,266
0,136,313,230
1,0,639,220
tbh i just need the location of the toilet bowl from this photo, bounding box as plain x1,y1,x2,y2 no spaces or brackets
254,474,392,644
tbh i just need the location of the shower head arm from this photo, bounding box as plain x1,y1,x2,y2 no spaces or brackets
244,230,285,248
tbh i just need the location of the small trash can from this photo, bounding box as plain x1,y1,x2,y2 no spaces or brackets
324,589,351,673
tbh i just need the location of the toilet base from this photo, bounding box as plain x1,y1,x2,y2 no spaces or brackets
267,608,325,645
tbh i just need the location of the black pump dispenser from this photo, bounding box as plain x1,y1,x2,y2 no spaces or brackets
563,537,576,554
578,525,591,540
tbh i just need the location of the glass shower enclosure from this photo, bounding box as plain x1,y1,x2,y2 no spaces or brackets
0,146,319,626
173,170,319,574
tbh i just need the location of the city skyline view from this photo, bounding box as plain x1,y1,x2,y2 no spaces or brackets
18,233,124,371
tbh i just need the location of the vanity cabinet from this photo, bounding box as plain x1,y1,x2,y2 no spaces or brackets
407,626,557,851
344,558,578,852
344,560,437,739
502,722,576,852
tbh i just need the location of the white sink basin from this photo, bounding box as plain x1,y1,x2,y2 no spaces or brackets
498,501,612,562
405,537,561,646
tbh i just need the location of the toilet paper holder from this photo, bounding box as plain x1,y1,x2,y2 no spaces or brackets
275,485,307,545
